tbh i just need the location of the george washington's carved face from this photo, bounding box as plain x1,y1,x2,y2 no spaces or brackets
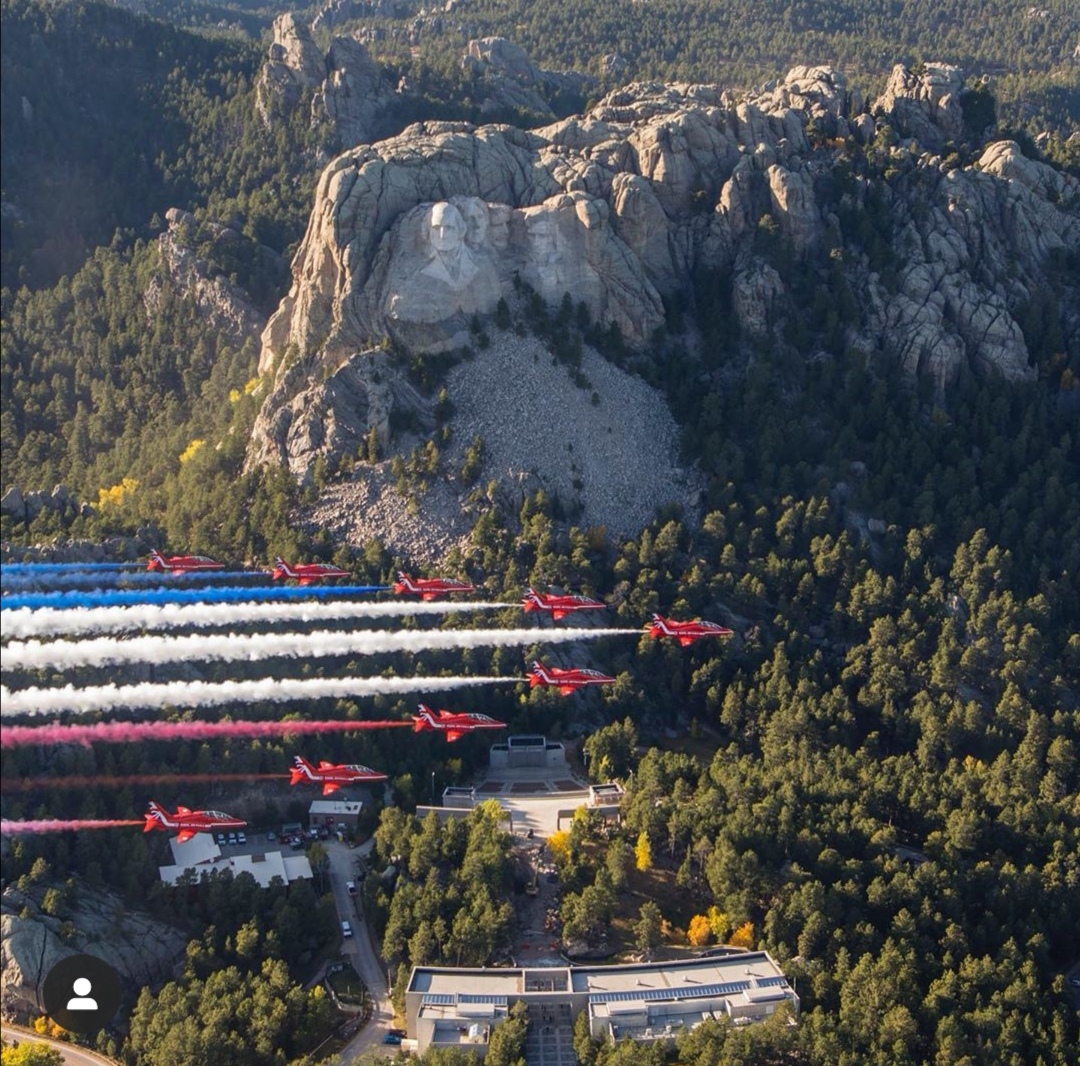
430,202,466,253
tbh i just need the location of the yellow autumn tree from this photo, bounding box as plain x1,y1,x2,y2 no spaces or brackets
706,906,731,941
179,439,205,464
548,830,571,865
728,921,755,949
96,477,138,510
635,831,653,872
687,914,712,946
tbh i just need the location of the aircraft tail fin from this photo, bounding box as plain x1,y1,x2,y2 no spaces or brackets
290,756,314,786
144,801,169,831
413,705,436,731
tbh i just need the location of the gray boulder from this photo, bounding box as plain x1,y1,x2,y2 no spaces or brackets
1,884,186,1024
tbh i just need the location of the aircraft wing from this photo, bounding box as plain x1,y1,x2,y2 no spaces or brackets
445,730,465,743
177,829,197,844
322,783,340,796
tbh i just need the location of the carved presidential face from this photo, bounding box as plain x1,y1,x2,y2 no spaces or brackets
430,202,466,253
457,199,489,247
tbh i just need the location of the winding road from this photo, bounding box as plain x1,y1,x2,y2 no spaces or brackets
323,839,394,1063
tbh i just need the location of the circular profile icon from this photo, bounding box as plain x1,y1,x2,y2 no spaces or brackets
41,953,122,1034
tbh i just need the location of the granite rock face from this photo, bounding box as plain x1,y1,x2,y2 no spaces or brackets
463,37,593,119
1,884,186,1023
146,210,270,352
257,12,397,149
256,13,325,121
874,63,966,150
248,64,1079,480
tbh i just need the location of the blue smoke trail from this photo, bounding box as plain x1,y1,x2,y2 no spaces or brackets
1,570,259,591
2,584,392,610
1,562,141,573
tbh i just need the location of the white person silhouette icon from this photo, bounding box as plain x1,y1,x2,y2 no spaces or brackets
66,976,98,1010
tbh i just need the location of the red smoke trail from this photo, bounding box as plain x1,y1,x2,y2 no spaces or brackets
2,719,415,749
2,773,288,793
1,819,144,835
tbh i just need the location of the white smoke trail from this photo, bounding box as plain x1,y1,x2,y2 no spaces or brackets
0,674,509,716
2,627,640,672
0,600,513,641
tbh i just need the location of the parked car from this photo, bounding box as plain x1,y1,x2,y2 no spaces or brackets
346,881,357,897
236,831,247,845
266,831,276,842
215,833,226,846
227,832,238,846
383,1034,402,1045
341,921,353,939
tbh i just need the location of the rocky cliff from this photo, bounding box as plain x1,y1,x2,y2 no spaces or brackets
256,12,398,149
0,883,185,1023
247,61,1078,491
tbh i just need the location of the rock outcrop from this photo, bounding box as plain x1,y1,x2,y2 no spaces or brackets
463,37,592,119
0,485,91,524
248,64,1079,483
246,348,430,479
256,13,325,121
874,63,966,150
146,210,270,351
1,883,186,1023
315,35,396,149
257,13,397,149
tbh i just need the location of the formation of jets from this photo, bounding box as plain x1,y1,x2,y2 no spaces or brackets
18,558,742,849
143,801,246,843
271,557,351,584
289,756,388,795
393,571,475,600
522,587,607,620
412,704,507,742
528,660,616,695
146,549,225,573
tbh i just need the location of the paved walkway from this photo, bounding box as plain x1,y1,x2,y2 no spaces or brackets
1,1024,121,1066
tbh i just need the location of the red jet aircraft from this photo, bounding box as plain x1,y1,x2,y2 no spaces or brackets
271,557,351,585
143,801,246,843
528,660,616,696
393,572,475,600
522,588,606,621
648,613,735,647
412,704,507,743
147,549,225,573
289,756,388,796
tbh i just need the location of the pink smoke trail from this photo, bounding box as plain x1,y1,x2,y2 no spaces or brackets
2,718,415,749
1,819,144,834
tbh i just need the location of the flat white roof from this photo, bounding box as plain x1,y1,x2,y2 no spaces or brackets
410,969,524,996
283,854,314,881
168,832,221,866
572,953,786,994
160,849,312,888
309,800,362,815
409,954,793,1002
